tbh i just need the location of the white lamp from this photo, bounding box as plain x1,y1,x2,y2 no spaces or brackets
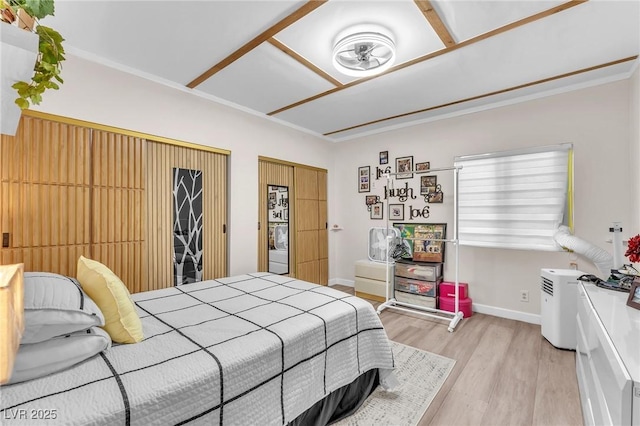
332,30,396,77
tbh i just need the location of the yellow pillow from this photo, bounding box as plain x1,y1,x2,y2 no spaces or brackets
76,256,143,344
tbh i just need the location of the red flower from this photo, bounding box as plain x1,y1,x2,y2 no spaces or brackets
625,234,640,263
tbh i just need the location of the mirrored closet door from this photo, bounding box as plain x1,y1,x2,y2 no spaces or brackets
267,185,289,274
258,159,294,275
258,157,327,284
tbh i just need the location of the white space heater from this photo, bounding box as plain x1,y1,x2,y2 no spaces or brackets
540,268,585,350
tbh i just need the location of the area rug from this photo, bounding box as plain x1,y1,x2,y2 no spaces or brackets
333,341,455,426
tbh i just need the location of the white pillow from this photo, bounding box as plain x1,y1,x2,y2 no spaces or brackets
8,327,112,384
22,272,105,344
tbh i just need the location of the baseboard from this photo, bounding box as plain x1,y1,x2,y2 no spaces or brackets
330,278,541,324
329,278,354,287
472,302,540,325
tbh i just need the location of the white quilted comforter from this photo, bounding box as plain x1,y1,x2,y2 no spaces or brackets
1,273,396,425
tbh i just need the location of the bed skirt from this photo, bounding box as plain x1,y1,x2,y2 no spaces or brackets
289,368,379,425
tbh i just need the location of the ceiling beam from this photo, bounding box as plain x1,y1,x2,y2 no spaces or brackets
267,38,343,87
268,0,588,116
323,55,637,136
186,0,327,89
414,0,456,47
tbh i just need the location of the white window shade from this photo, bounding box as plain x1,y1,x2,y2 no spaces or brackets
454,144,572,251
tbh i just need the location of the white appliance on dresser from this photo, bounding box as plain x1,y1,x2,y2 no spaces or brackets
576,281,640,426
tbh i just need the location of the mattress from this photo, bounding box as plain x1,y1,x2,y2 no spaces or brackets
269,261,289,275
269,249,288,264
269,249,289,274
0,273,396,425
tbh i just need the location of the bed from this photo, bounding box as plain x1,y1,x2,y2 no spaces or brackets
0,272,396,425
269,224,289,274
269,249,289,274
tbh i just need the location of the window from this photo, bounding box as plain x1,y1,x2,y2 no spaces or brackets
454,144,573,251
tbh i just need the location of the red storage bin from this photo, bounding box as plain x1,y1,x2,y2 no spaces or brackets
439,281,469,299
439,296,473,317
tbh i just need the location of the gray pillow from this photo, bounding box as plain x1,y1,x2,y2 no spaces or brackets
8,327,111,384
22,272,105,344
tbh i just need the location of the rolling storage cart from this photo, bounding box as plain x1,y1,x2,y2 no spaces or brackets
393,259,442,309
377,165,464,332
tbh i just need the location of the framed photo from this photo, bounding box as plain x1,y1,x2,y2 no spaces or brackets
358,166,370,193
370,202,383,220
627,278,640,310
379,151,389,165
427,184,444,203
389,204,404,221
415,162,430,172
392,223,447,263
395,156,413,179
365,195,378,206
427,191,444,203
268,191,277,209
420,175,437,194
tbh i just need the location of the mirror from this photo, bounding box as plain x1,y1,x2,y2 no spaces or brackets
267,185,289,274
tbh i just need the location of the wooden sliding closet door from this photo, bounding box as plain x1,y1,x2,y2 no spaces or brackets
1,114,229,293
146,141,228,291
91,130,147,293
258,160,294,273
0,117,91,276
318,170,328,285
295,168,328,285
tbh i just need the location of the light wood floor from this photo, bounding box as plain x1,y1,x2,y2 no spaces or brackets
332,285,584,426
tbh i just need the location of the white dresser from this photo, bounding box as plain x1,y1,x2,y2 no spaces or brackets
354,260,393,302
576,282,640,425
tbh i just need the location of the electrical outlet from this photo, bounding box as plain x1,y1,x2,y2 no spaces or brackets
520,290,529,302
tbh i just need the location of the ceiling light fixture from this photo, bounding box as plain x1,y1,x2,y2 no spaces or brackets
332,31,396,77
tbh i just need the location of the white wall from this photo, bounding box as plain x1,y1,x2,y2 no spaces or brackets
32,55,334,276
331,80,633,321
630,62,640,236
30,54,637,321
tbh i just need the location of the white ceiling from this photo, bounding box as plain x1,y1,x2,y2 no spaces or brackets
42,1,640,142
